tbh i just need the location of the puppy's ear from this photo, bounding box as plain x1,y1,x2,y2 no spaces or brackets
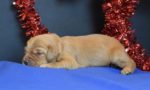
46,34,62,62
46,45,59,62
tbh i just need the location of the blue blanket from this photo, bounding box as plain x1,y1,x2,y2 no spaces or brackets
0,61,149,90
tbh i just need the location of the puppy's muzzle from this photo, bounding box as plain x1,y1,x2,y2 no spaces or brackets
23,60,29,65
23,56,31,65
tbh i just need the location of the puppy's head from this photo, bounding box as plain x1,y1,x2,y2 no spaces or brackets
22,34,61,66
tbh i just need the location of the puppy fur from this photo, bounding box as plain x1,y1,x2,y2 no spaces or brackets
23,34,136,75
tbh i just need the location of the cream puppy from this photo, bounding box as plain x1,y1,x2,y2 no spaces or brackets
23,33,136,75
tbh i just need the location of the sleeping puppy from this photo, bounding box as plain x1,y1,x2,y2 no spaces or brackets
23,33,136,75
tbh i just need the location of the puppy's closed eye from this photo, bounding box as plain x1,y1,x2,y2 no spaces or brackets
35,51,44,56
33,48,46,56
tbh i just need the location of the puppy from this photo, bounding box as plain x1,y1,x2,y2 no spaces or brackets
23,33,136,75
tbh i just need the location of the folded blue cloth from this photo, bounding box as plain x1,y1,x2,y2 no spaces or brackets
0,61,149,90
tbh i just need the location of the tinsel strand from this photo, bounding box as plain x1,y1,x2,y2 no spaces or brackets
102,0,150,71
13,0,48,38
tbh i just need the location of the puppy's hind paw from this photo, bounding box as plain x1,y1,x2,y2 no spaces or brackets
121,67,133,75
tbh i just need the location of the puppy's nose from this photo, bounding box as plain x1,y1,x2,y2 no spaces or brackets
23,60,29,65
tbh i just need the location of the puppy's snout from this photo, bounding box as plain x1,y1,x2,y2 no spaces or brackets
23,56,30,65
23,56,28,61
23,60,29,65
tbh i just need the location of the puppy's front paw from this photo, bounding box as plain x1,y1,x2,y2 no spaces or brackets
40,64,49,68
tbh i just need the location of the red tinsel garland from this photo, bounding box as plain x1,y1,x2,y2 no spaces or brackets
13,0,150,71
102,0,150,71
13,0,48,38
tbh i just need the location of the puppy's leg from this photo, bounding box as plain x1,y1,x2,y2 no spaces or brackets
40,53,79,69
120,58,136,75
111,51,136,75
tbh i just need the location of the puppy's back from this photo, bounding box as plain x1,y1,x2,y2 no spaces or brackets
61,34,122,49
60,34,124,65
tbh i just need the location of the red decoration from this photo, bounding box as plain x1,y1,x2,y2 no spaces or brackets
102,0,150,71
13,0,150,71
13,0,48,38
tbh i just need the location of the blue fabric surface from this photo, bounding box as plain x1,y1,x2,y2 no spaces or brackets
0,61,149,90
